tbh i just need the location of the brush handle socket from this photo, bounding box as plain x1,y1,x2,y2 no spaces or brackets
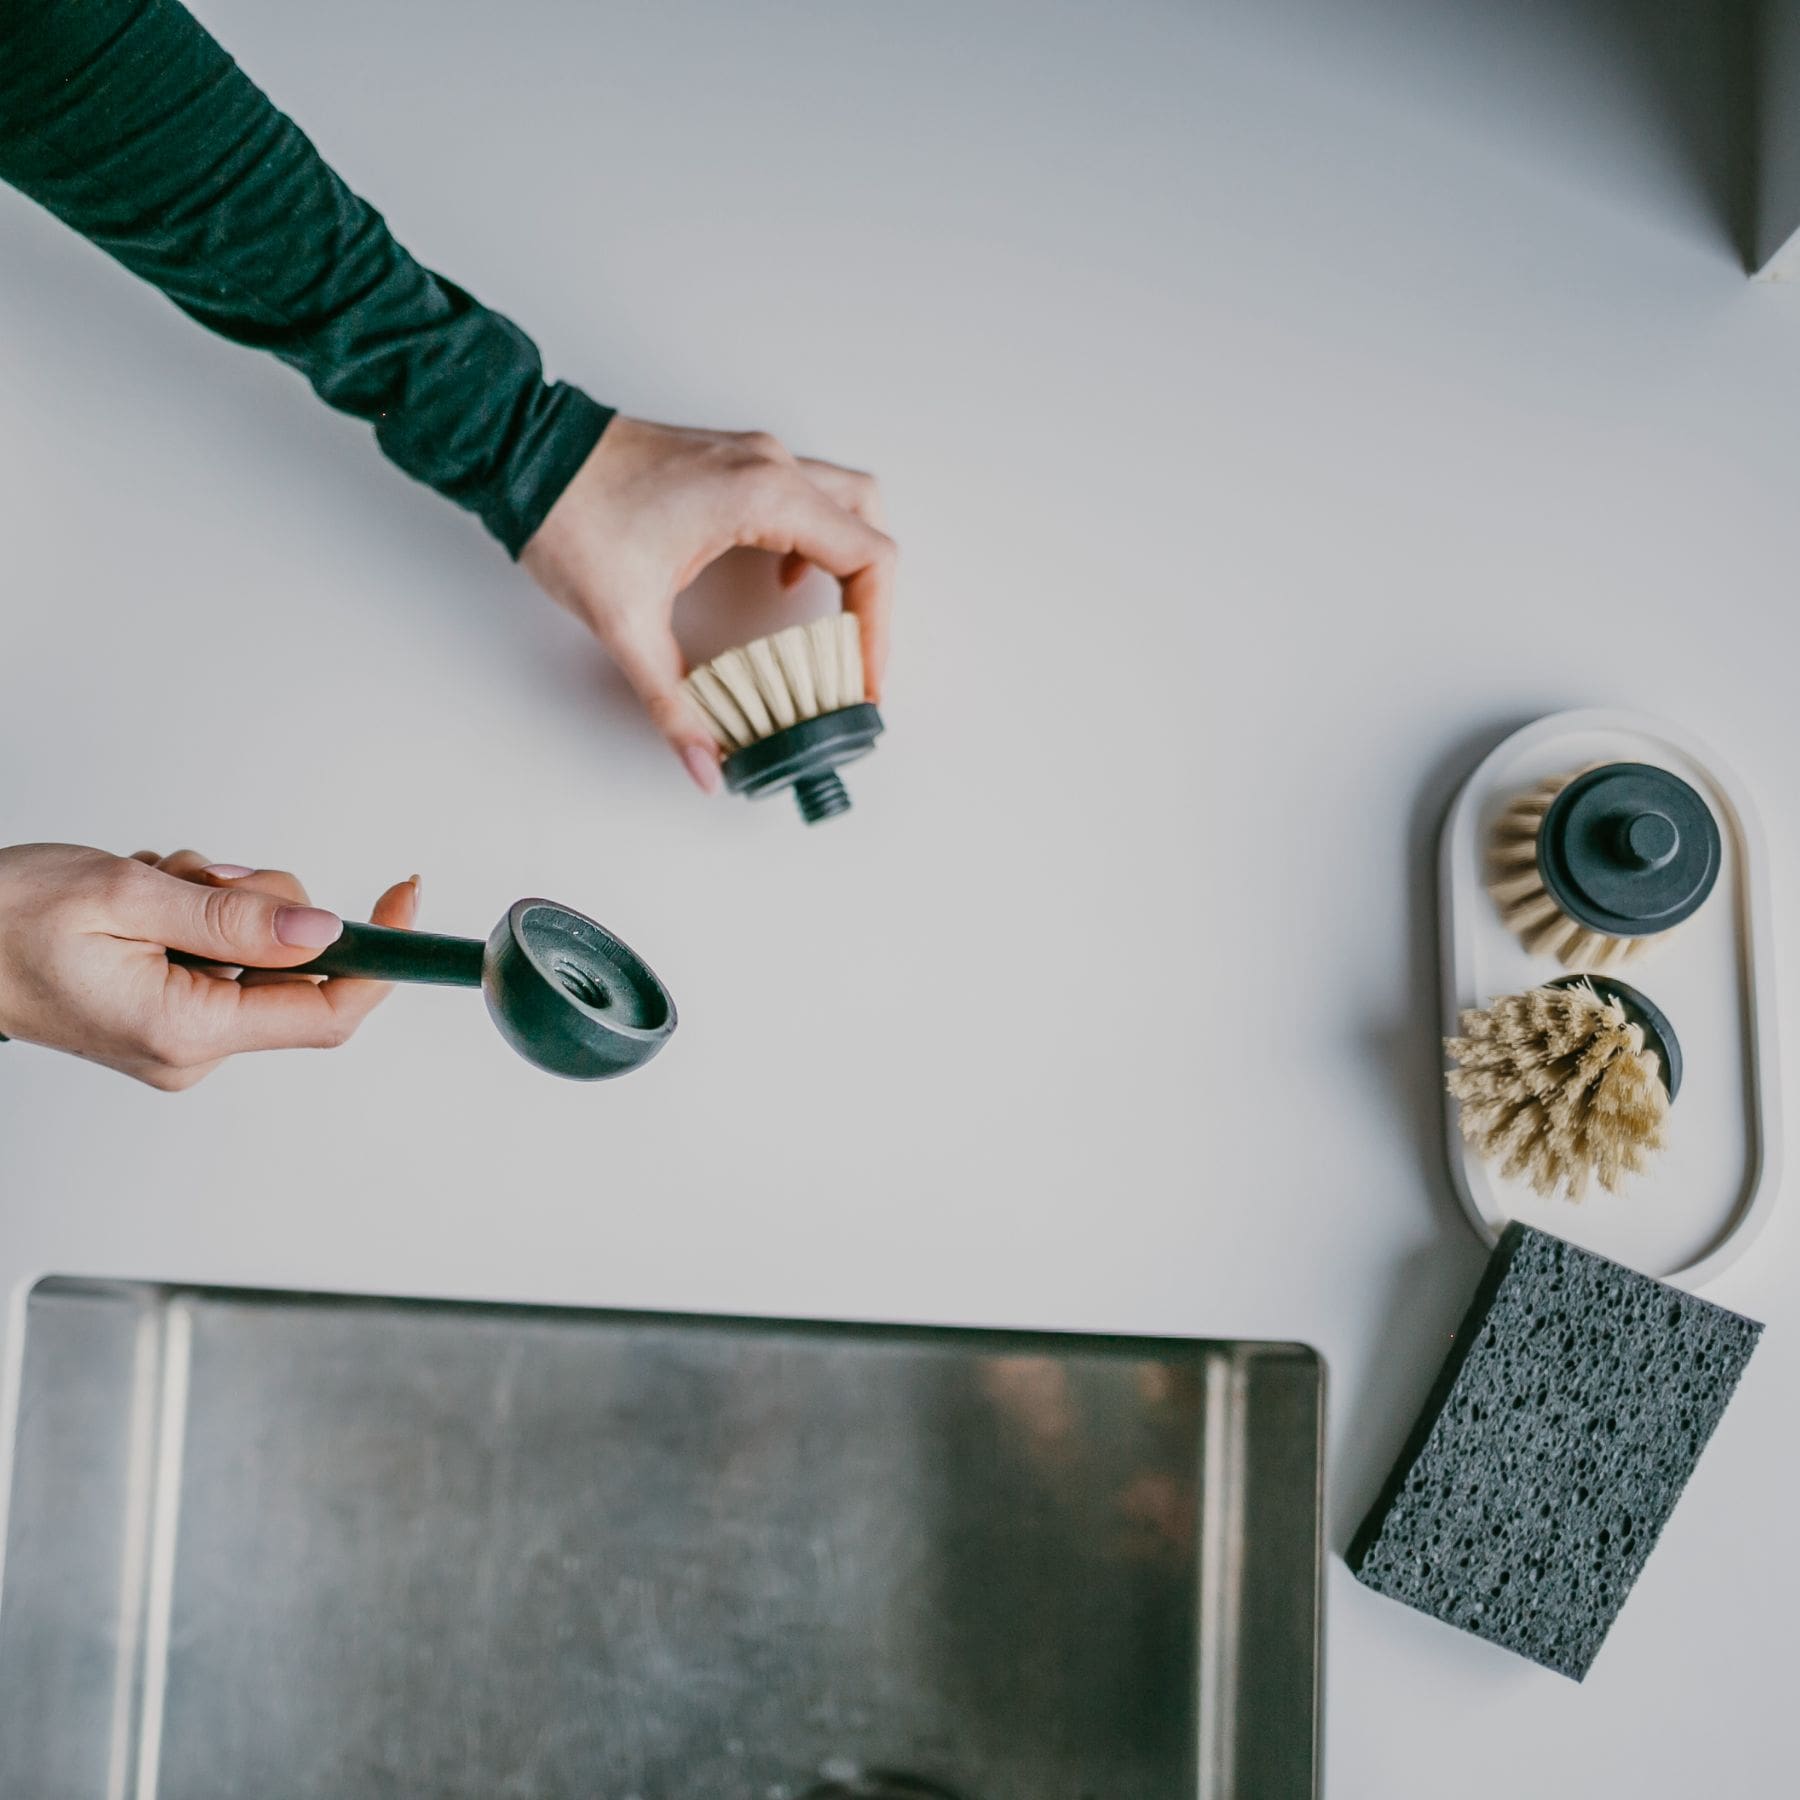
483,898,675,1079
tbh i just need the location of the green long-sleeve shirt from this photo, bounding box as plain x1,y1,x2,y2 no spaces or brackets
0,0,611,554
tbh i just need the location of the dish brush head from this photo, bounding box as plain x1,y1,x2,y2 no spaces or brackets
1445,976,1678,1201
1488,761,1722,969
684,616,884,824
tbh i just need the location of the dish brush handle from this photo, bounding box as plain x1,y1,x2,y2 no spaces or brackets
169,921,485,986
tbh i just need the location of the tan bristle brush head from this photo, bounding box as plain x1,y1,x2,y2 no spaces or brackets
683,615,865,751
1445,982,1669,1201
1489,769,1658,970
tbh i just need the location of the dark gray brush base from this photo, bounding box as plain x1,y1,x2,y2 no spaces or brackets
1348,1223,1761,1680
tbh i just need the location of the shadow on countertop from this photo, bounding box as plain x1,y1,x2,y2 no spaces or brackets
1331,712,1541,1558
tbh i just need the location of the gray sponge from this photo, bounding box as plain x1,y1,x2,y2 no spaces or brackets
1348,1223,1761,1680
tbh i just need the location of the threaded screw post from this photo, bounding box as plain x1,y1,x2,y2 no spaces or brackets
793,770,852,824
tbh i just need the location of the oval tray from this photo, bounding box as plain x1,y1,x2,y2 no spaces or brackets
1439,709,1781,1289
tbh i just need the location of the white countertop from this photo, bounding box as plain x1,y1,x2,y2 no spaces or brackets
3,1,1796,1790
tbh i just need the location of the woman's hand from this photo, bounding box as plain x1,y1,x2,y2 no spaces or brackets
0,844,418,1089
519,417,897,793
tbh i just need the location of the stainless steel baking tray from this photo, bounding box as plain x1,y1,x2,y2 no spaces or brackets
0,1279,1322,1799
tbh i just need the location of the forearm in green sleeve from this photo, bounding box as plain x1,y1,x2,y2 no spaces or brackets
0,0,609,553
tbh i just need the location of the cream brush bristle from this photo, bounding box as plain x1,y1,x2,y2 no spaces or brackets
684,615,864,752
1488,770,1654,971
1445,981,1670,1202
682,615,883,824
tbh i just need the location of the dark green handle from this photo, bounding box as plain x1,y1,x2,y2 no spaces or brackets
171,921,484,986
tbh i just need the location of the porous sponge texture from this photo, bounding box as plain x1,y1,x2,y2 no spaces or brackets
1348,1224,1761,1680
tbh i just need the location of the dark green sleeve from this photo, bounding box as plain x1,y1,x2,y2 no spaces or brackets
0,0,610,555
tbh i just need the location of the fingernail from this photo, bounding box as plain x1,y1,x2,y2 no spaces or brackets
203,863,255,879
275,905,343,949
682,743,722,795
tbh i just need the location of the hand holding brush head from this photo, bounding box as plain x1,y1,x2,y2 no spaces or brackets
1446,977,1679,1201
685,615,884,823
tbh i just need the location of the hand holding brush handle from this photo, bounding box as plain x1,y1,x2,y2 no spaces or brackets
0,845,417,1089
172,895,678,1082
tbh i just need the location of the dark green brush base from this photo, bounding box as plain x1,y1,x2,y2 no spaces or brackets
721,703,883,825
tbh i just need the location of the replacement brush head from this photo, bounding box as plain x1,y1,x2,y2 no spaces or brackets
1488,762,1721,969
685,615,884,824
1445,975,1679,1201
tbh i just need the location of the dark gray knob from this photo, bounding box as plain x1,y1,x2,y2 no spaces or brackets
1538,763,1720,937
1618,810,1679,871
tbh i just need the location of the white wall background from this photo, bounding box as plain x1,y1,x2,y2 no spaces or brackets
2,1,1797,1791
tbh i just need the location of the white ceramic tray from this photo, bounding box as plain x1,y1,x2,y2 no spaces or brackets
1439,710,1781,1289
